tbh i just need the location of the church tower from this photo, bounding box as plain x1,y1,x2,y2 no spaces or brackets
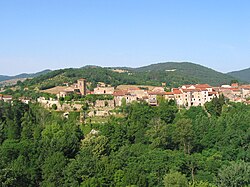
77,79,87,96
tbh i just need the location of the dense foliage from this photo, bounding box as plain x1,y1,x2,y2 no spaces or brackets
0,99,249,186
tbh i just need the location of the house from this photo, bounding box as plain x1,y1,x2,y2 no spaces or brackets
151,87,165,92
58,87,75,98
1,95,13,102
94,87,114,95
172,88,184,106
231,83,239,88
240,85,250,99
113,90,137,106
147,91,167,106
19,97,31,104
165,92,175,101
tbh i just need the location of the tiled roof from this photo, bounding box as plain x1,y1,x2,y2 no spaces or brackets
166,92,174,95
229,88,241,92
194,84,212,88
113,90,128,96
172,88,182,94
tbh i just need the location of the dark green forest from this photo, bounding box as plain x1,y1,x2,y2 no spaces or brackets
0,98,249,187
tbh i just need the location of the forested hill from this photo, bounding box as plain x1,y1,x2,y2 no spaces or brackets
131,62,237,85
0,69,51,82
227,67,250,83
21,62,238,90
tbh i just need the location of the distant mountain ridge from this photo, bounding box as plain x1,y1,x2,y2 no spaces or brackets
0,69,51,82
19,62,244,90
227,67,250,83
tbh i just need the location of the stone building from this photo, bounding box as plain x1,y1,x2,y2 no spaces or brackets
94,87,114,95
77,79,87,96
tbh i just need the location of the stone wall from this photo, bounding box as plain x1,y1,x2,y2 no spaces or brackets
95,100,115,108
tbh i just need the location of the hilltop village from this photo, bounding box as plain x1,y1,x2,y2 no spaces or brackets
1,78,250,117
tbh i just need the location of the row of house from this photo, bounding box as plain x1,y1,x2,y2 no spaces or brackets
215,83,250,103
113,84,219,107
55,79,250,107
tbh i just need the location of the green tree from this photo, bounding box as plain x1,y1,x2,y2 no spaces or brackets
52,104,57,110
173,118,193,154
217,161,250,187
41,152,67,187
163,171,188,187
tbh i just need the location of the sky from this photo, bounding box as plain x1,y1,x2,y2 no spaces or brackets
0,0,250,75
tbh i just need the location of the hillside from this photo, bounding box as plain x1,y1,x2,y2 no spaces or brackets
0,69,51,82
20,62,237,90
227,67,250,83
0,75,10,82
132,62,236,86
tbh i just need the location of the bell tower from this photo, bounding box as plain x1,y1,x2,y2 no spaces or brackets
77,79,87,96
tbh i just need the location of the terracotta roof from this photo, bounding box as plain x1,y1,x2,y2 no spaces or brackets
182,88,201,92
166,92,174,95
194,84,212,88
240,85,250,89
172,88,182,94
113,90,127,96
200,88,208,91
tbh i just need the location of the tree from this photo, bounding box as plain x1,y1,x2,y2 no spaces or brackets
156,99,178,124
52,104,57,110
205,95,225,117
163,171,188,187
145,118,171,149
41,152,67,187
217,161,250,187
21,112,34,140
173,118,193,154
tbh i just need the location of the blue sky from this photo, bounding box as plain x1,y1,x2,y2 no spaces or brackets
0,0,250,75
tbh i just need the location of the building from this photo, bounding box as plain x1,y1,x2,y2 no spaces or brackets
77,79,87,96
19,97,31,104
94,87,114,95
0,94,13,102
147,91,167,106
